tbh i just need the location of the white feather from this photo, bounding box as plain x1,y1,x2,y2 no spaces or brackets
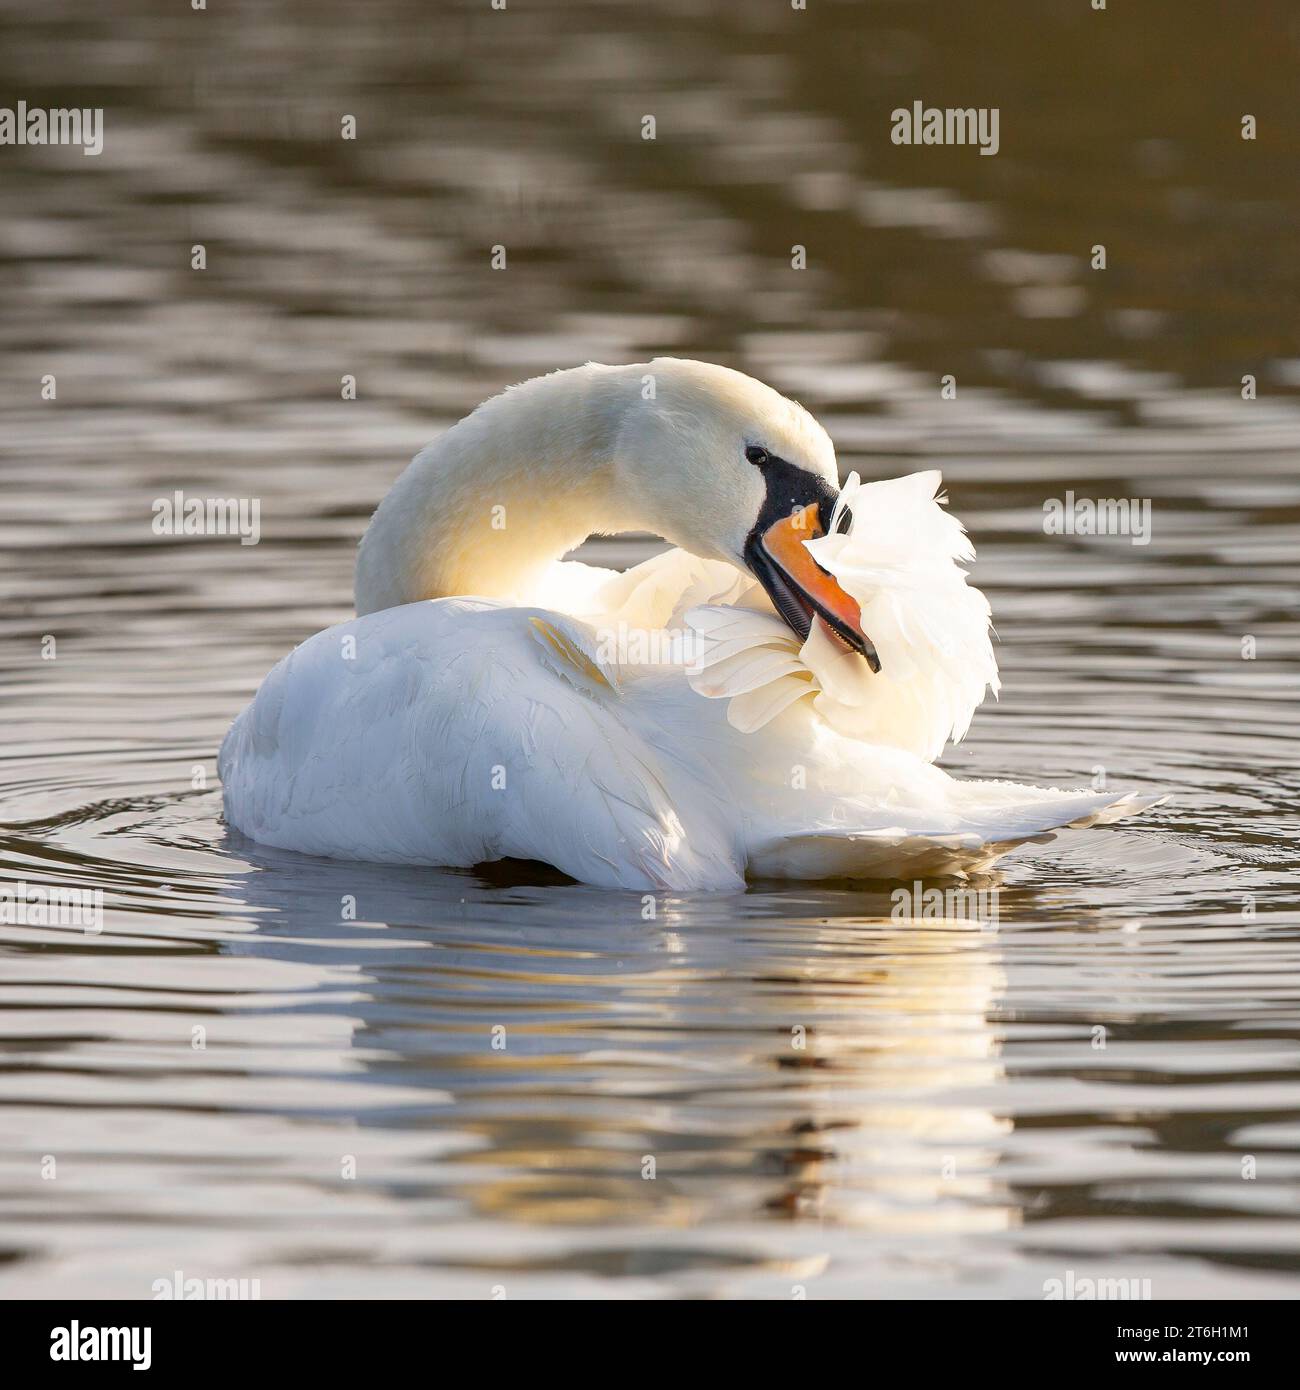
684,470,1000,760
222,362,1159,890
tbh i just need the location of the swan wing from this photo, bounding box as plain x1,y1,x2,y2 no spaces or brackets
638,688,1162,881
218,599,744,891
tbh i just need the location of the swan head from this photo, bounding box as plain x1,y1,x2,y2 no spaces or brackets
614,359,879,667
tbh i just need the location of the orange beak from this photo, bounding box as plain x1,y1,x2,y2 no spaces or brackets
746,502,881,672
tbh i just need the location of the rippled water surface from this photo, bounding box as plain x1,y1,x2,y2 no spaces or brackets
2,1,1299,1298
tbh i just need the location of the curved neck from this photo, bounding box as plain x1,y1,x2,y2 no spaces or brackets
355,364,647,616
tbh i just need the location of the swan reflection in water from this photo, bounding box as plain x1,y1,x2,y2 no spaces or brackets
213,827,1019,1289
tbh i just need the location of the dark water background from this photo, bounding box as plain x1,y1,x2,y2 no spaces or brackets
1,0,1298,1297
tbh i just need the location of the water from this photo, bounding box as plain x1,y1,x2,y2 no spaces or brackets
2,0,1299,1298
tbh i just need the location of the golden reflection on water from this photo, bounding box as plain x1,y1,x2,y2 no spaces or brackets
420,913,1013,1240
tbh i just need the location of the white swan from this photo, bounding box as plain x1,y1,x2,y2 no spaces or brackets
219,358,1156,890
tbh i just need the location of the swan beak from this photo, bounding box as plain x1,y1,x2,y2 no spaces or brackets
746,503,882,672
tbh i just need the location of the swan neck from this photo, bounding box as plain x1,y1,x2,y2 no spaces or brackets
355,365,643,615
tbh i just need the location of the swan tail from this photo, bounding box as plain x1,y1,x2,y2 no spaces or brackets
944,782,1166,838
745,788,1164,882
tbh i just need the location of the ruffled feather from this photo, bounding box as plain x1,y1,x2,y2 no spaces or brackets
684,470,999,761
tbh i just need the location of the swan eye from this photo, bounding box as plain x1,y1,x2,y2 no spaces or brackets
745,445,770,466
